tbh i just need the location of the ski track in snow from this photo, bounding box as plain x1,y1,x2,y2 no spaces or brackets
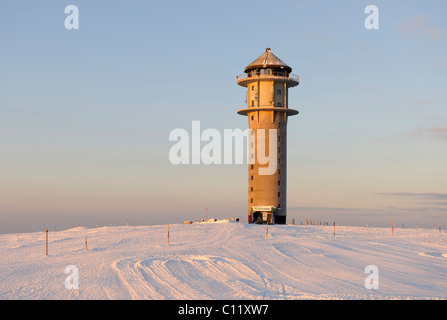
0,222,446,300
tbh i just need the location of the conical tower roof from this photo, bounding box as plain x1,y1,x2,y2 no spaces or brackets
244,48,292,73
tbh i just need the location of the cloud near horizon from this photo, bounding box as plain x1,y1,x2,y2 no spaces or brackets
378,193,447,208
289,194,447,220
378,193,447,200
396,14,445,41
289,205,446,214
411,123,447,141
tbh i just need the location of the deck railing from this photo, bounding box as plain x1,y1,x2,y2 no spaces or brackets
237,72,299,83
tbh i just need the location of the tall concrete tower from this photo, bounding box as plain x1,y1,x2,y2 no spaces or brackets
237,48,299,225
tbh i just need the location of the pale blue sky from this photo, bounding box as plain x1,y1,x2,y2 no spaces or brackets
1,0,446,233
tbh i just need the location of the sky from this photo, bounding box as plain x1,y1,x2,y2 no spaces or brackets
0,0,446,233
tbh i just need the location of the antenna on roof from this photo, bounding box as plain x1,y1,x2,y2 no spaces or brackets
263,47,270,66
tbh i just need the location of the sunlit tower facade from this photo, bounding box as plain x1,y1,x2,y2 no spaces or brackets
237,48,299,224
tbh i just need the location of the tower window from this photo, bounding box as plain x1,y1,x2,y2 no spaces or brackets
277,102,281,108
278,180,281,186
252,85,254,91
278,192,281,197
277,204,281,208
250,164,254,170
278,136,281,142
277,89,281,95
252,100,255,107
278,147,281,153
251,198,253,204
251,115,254,120
278,158,281,164
278,169,281,175
250,187,253,192
251,175,253,181
278,122,281,128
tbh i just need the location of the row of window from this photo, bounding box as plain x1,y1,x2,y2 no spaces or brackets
250,85,283,107
249,155,282,162
251,101,283,107
252,85,282,95
249,116,284,129
250,175,281,183
250,165,281,172
250,195,281,201
249,143,281,152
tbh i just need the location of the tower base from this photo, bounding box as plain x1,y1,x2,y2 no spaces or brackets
275,216,286,225
248,206,286,225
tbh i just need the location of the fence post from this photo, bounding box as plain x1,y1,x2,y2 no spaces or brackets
85,236,87,250
45,229,48,256
266,221,269,239
392,221,394,237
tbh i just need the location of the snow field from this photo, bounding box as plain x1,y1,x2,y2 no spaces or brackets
0,221,446,299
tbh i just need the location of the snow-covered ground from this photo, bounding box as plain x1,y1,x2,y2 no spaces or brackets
0,220,446,300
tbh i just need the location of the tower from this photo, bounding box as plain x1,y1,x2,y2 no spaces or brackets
237,48,299,224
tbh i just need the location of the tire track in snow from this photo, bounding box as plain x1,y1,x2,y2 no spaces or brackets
112,254,267,299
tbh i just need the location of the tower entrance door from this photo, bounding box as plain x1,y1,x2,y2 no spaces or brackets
250,206,277,224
